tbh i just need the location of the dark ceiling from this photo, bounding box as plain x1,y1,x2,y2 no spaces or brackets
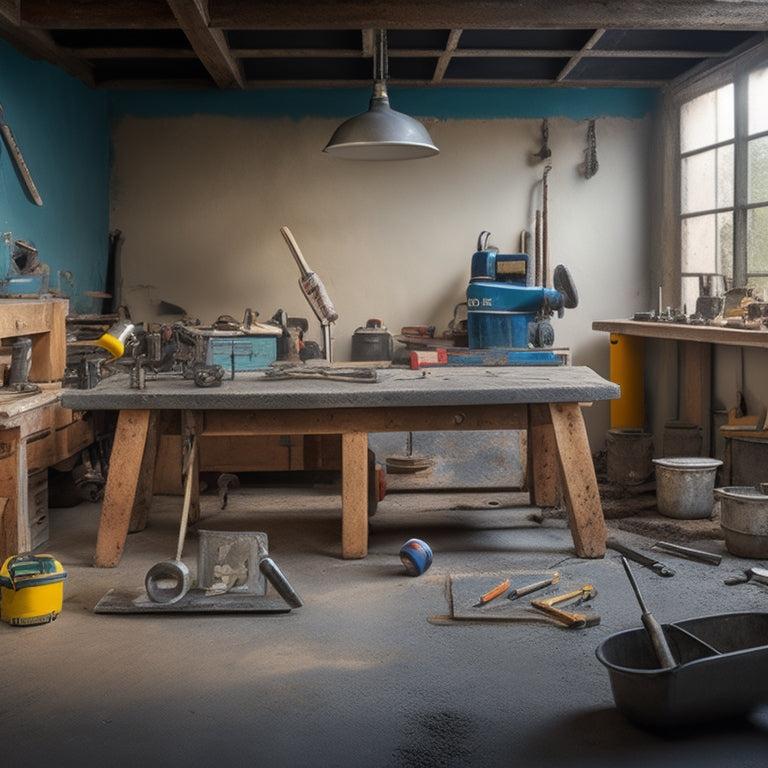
0,0,766,90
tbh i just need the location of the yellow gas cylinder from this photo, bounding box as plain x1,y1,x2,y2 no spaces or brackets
608,333,644,429
0,553,67,626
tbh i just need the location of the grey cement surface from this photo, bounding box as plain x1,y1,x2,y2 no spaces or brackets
2,485,768,767
60,365,619,411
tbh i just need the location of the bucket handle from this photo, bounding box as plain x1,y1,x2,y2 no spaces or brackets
1,554,59,590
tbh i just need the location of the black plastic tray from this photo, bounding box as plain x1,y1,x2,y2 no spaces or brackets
595,612,768,729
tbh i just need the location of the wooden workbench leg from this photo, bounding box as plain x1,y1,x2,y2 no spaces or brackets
129,411,159,532
94,410,151,567
527,404,562,507
341,432,368,559
548,402,606,558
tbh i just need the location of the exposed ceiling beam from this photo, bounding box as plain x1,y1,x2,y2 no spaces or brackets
209,0,768,31
166,0,244,88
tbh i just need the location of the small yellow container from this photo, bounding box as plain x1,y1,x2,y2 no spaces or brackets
0,554,67,626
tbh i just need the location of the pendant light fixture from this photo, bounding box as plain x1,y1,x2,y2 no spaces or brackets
323,30,439,160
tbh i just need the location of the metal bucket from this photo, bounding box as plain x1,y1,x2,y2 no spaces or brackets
197,530,268,594
715,486,768,558
606,428,654,485
653,457,722,519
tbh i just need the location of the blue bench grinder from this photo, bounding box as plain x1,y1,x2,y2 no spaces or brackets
466,231,578,356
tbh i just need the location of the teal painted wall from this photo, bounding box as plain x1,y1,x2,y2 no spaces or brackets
108,85,657,121
0,36,657,314
0,42,110,313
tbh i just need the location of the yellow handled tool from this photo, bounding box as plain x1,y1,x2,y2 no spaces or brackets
531,585,600,628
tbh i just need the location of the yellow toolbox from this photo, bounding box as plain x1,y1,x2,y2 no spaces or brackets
0,553,67,626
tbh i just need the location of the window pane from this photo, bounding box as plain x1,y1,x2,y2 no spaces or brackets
682,212,733,275
747,205,768,274
748,276,768,301
748,135,768,204
681,145,734,213
749,65,768,135
680,84,734,153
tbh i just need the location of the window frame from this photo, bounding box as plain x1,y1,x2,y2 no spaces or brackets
665,38,768,310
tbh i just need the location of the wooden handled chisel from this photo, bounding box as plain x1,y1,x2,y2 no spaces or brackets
0,102,43,205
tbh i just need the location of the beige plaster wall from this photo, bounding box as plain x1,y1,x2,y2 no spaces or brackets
110,113,651,449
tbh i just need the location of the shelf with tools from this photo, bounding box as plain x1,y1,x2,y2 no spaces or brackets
0,297,102,561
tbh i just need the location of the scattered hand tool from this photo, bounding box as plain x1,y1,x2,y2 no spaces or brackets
651,540,722,566
531,585,600,628
144,434,198,604
607,537,675,577
724,566,768,586
474,578,511,607
0,101,43,205
259,556,303,608
507,572,559,600
263,364,377,383
621,556,677,669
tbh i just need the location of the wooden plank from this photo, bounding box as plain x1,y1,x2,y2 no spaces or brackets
29,299,67,382
203,404,528,436
593,319,768,350
341,432,368,559
0,429,19,563
198,434,302,472
94,409,150,567
527,403,561,507
548,403,606,558
680,340,711,451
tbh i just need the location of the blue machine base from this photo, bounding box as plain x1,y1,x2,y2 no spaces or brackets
445,348,564,366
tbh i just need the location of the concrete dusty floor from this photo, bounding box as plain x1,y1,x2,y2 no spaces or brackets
2,482,768,767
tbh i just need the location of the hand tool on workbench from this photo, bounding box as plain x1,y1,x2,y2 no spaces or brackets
280,226,338,362
651,540,722,566
507,572,559,600
620,556,677,669
0,101,43,205
531,585,600,628
724,566,768,586
607,537,675,577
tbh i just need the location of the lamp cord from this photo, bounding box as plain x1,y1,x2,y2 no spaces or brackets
374,29,388,82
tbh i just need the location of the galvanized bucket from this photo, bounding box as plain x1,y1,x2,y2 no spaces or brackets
653,457,722,519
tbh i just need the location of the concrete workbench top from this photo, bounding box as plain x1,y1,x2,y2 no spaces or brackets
61,365,619,411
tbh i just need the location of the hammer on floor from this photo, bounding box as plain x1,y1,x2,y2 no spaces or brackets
531,585,600,628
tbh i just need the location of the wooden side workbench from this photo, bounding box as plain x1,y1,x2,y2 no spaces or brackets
0,298,99,562
61,366,619,567
592,319,768,453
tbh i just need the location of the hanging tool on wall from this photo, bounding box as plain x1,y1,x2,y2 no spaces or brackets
280,226,339,362
582,119,599,179
0,101,43,205
531,118,551,162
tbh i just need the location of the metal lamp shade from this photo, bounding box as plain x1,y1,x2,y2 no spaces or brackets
324,88,439,160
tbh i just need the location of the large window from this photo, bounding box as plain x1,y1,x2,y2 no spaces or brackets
679,62,768,313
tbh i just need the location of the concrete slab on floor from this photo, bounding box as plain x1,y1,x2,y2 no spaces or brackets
2,487,767,767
